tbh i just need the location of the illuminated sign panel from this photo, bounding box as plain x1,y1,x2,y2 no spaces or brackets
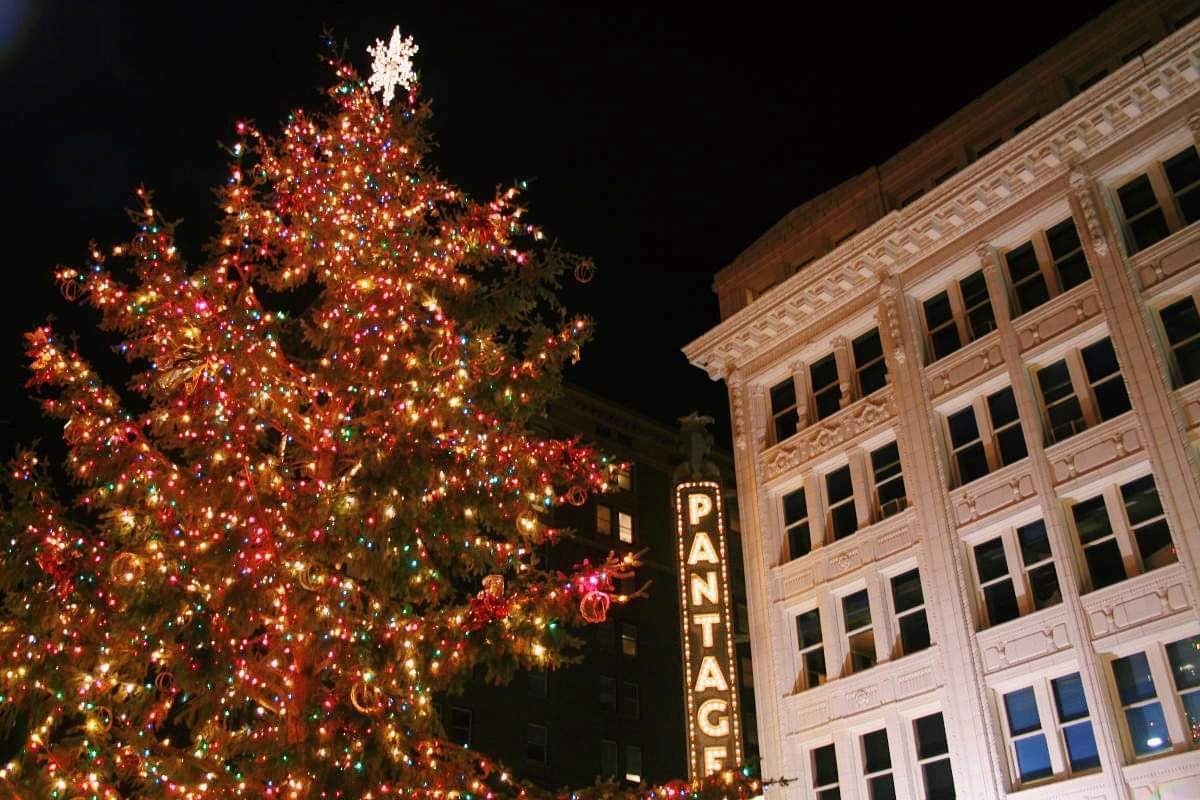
674,481,743,779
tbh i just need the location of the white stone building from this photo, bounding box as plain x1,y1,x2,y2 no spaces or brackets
684,3,1200,798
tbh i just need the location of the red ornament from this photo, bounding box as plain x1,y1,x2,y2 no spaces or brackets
579,589,611,624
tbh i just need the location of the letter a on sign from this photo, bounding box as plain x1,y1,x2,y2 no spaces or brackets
687,531,719,565
694,655,729,692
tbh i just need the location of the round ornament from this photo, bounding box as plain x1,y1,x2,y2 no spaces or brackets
429,343,455,372
155,671,174,692
574,259,595,284
94,705,113,732
298,565,323,591
579,589,611,624
481,574,505,599
110,553,144,585
515,512,539,536
350,679,384,714
565,485,588,507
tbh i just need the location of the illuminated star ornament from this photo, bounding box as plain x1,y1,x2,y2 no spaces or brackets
367,25,419,106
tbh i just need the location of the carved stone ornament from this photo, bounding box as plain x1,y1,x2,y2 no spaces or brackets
763,390,896,480
877,274,906,364
1068,168,1110,257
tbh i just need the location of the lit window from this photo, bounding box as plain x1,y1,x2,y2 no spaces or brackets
621,622,638,657
782,487,811,561
1051,673,1100,773
853,328,888,396
1112,652,1171,756
1158,296,1200,386
596,504,612,536
526,723,548,763
795,608,826,690
1001,673,1100,785
1002,217,1091,317
616,469,632,491
842,589,876,673
870,441,907,520
1034,336,1130,445
770,377,800,443
1115,145,1200,253
625,744,642,783
810,354,842,421
621,682,639,719
913,712,955,800
618,511,633,544
861,729,895,800
826,465,858,540
448,706,472,747
1165,634,1200,745
891,569,930,655
1070,473,1177,591
600,739,618,778
812,743,840,800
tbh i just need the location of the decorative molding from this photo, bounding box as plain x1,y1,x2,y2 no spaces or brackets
927,337,1004,402
728,370,748,451
949,464,1037,528
1068,167,1110,257
1014,284,1104,353
761,389,897,481
1083,563,1191,640
1046,414,1142,486
975,607,1072,673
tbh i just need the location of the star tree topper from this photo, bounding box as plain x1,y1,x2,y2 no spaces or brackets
367,26,419,106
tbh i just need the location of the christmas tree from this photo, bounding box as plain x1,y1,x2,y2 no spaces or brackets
0,28,760,800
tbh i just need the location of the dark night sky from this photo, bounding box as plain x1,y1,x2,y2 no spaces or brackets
0,0,1116,450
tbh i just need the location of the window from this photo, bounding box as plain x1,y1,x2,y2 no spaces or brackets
826,465,858,540
843,589,876,673
526,723,548,763
1035,337,1130,444
528,669,547,697
871,442,907,519
740,655,754,688
1111,635,1200,759
854,329,888,396
862,729,896,800
913,712,956,799
812,743,840,800
920,270,996,364
770,377,800,443
1115,145,1200,253
616,469,632,491
988,388,1028,466
1112,651,1171,756
600,739,618,778
625,744,642,783
1002,217,1090,317
1001,673,1100,785
1019,520,1062,611
597,504,612,535
1003,687,1052,783
595,619,614,650
947,407,988,485
943,386,1029,483
1165,634,1200,745
621,622,638,657
782,484,811,561
1159,296,1200,386
975,537,1020,626
811,354,842,421
618,511,633,544
621,682,640,719
796,608,826,690
598,676,616,712
448,706,472,747
1052,673,1101,772
1070,474,1176,591
891,569,930,655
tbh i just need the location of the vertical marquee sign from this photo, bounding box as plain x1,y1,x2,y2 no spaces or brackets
674,480,743,779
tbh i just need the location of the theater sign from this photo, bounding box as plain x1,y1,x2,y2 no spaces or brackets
674,480,743,779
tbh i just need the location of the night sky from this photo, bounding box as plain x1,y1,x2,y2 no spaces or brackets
0,0,1116,450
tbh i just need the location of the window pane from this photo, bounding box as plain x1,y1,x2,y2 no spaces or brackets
859,362,888,396
775,414,798,444
961,270,996,339
1017,521,1051,565
984,580,1020,626
956,442,989,484
811,355,839,391
891,569,924,613
854,329,884,365
848,629,876,671
1164,147,1200,195
1013,735,1053,782
1004,687,1042,735
947,407,981,448
1006,242,1049,314
871,442,902,482
923,760,956,800
974,538,1009,582
1046,218,1082,259
827,466,852,502
1081,337,1119,380
868,775,897,800
987,387,1019,427
915,712,949,758
1047,219,1090,290
1118,174,1159,217
1027,564,1062,610
814,386,842,420
770,379,796,414
863,729,891,772
1166,635,1200,691
843,590,871,630
1136,519,1176,570
1072,497,1112,544
783,488,808,524
796,609,822,649
788,523,812,560
805,650,827,686
1121,475,1163,526
1125,703,1171,755
899,611,931,654
1062,721,1101,771
1082,338,1131,420
995,425,1028,465
1005,242,1039,281
1084,538,1127,589
831,502,858,539
1129,207,1171,252
1016,277,1051,315
1113,652,1158,705
1181,693,1200,746
1162,297,1200,344
813,743,838,786
1052,673,1089,721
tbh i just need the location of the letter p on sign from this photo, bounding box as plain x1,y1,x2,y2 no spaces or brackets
688,493,713,525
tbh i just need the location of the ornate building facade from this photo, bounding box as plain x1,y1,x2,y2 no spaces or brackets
685,2,1200,799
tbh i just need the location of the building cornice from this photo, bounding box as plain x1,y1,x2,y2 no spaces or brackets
685,23,1200,380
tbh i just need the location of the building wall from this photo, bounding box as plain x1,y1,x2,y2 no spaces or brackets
687,5,1200,800
441,390,757,789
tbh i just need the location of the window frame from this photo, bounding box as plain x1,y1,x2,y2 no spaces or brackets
620,622,638,657
769,375,801,444
860,727,897,800
596,504,612,536
999,215,1091,318
888,567,930,658
911,711,956,800
794,604,827,691
919,268,997,364
942,384,1028,487
781,485,812,562
825,463,859,540
811,741,841,800
996,668,1103,787
1112,143,1200,254
1104,635,1200,760
852,328,889,397
969,518,1062,629
840,587,878,674
448,705,473,747
1033,335,1131,446
618,511,634,544
1154,291,1200,388
526,722,548,764
869,440,908,521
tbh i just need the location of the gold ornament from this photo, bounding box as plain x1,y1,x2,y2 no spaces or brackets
574,259,595,284
155,671,174,692
298,565,323,591
566,485,588,506
515,512,539,536
580,590,611,624
429,343,455,371
350,679,384,714
110,553,144,585
481,574,505,598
